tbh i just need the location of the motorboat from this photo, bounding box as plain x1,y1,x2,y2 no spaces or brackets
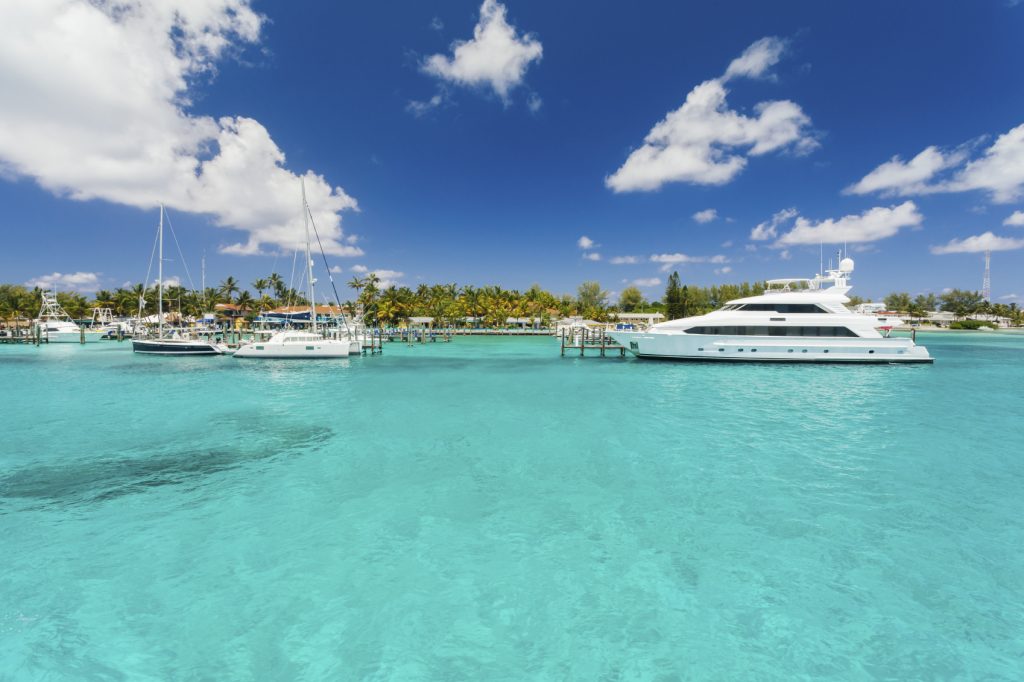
34,292,104,343
607,258,932,363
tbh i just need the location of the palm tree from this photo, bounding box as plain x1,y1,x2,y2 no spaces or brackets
268,272,286,299
347,276,365,300
252,278,269,299
235,290,254,314
219,276,240,303
257,294,275,312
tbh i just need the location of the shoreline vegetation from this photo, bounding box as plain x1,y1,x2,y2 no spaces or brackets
1,274,1020,329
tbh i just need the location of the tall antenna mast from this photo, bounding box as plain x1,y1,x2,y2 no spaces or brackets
158,204,164,339
982,250,991,302
301,179,317,335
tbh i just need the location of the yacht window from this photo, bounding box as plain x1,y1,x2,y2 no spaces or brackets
685,325,858,337
735,303,827,313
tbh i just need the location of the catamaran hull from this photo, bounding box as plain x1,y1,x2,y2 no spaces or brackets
607,331,933,363
233,341,354,359
132,339,225,355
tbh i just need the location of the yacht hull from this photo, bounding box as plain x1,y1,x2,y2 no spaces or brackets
39,331,105,343
608,331,933,363
132,339,225,355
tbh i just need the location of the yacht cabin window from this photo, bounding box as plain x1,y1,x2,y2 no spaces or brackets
684,325,858,337
732,303,828,313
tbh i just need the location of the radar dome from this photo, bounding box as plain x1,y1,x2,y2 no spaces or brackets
839,257,855,273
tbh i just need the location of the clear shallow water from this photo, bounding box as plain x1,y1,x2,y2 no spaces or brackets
1,333,1022,680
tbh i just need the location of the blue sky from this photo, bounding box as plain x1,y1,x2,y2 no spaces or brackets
1,0,1023,302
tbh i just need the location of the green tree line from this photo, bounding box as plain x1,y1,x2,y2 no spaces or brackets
881,289,1021,323
11,273,1009,327
2,272,765,327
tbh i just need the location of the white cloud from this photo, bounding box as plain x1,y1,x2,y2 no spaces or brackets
649,252,728,272
577,235,597,249
714,266,733,275
527,92,543,113
721,240,733,248
350,264,369,274
723,36,787,82
583,252,602,261
631,277,662,287
749,207,798,241
369,270,405,288
774,201,923,246
1003,210,1024,226
420,0,542,101
329,265,343,274
152,275,182,288
430,17,444,31
24,271,101,292
605,37,815,193
609,255,641,265
952,125,1024,203
999,293,1019,301
844,146,963,197
407,92,446,117
779,250,791,260
930,232,1024,255
848,123,1024,204
0,1,362,257
693,208,718,223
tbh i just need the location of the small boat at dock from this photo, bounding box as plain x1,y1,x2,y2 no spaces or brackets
34,292,104,343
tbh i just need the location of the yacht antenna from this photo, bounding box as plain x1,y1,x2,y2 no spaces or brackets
301,179,317,335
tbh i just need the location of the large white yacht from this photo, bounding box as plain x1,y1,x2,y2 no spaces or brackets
607,258,932,363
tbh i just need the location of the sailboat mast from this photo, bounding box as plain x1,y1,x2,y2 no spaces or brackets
158,204,164,339
301,179,317,335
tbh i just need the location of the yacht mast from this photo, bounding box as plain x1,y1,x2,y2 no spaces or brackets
301,179,317,335
158,204,164,339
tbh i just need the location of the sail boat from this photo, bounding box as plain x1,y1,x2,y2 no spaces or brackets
132,206,226,355
235,181,356,359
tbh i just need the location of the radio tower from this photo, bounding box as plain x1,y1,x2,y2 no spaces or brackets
982,250,991,302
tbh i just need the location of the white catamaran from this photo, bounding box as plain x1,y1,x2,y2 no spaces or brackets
607,258,933,363
132,206,227,356
234,181,359,359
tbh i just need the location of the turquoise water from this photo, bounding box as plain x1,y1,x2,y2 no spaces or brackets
2,333,1023,679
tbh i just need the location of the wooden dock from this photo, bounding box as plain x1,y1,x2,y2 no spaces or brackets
559,328,626,358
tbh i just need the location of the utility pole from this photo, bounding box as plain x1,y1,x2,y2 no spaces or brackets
982,250,991,302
